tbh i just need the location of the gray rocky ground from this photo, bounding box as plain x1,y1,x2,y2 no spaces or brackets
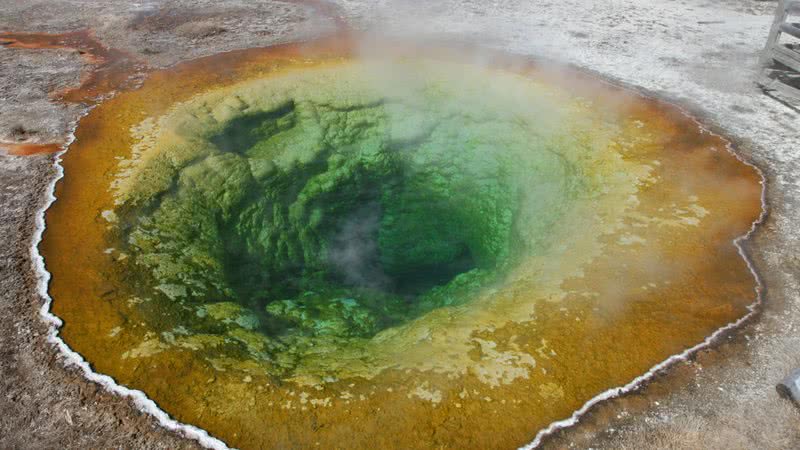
1,0,799,448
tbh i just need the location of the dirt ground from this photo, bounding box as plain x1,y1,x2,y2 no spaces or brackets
1,0,799,448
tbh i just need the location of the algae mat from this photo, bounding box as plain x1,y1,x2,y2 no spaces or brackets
41,38,763,449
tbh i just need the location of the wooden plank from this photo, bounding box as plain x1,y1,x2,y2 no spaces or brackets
758,69,800,104
780,22,800,39
761,0,789,66
771,45,800,72
773,79,800,100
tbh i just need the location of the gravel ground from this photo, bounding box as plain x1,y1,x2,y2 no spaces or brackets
1,0,799,448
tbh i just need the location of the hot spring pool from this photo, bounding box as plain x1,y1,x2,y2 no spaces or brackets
41,38,763,449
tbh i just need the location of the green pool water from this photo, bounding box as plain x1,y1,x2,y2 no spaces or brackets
112,61,590,376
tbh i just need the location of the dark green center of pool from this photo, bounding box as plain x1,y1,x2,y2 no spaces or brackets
114,61,583,374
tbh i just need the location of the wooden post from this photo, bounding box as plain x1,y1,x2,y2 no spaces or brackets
776,368,800,405
760,0,788,67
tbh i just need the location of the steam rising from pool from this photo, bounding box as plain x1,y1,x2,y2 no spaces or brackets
108,60,620,378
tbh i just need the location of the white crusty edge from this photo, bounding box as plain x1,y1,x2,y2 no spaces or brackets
31,118,234,450
521,87,769,449
29,78,766,450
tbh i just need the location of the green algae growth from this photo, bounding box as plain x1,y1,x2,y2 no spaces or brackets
111,61,594,377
